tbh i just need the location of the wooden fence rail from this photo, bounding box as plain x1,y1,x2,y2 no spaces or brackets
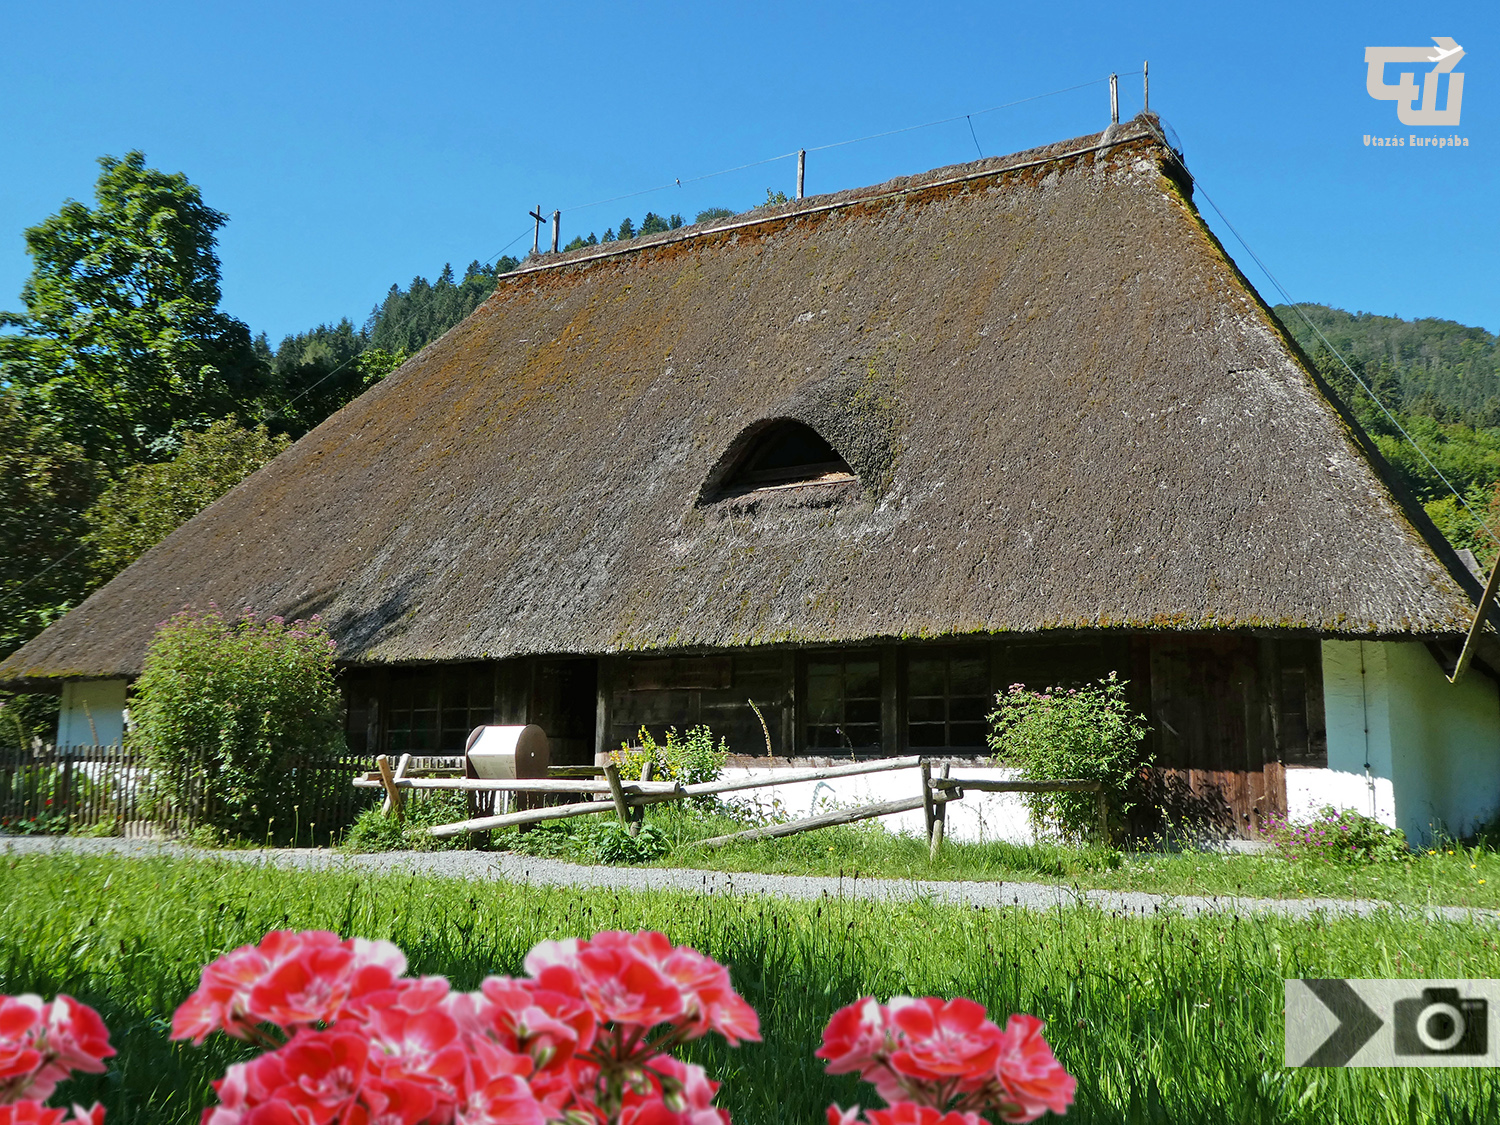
378,753,1112,854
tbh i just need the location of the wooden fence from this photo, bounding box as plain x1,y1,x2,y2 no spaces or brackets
0,744,381,839
355,754,1111,854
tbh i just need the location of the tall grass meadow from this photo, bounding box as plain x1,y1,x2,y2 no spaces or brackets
2,852,1498,1123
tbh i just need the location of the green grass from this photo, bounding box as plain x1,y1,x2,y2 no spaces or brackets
3,852,1500,1123
601,805,1500,910
342,796,1500,910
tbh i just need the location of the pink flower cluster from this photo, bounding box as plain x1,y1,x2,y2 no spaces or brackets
0,993,113,1124
171,928,761,1125
816,997,1074,1125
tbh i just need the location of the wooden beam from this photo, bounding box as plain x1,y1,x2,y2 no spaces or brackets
880,644,899,756
595,656,613,764
680,755,922,797
603,762,633,832
425,790,683,839
929,762,950,860
354,776,681,795
930,777,1102,794
1451,558,1500,683
920,761,935,844
693,790,961,849
376,755,404,820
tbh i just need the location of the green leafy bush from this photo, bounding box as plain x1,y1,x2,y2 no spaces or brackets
342,790,478,852
131,606,344,840
987,672,1151,842
1261,805,1409,863
611,725,728,787
494,816,671,864
575,820,671,863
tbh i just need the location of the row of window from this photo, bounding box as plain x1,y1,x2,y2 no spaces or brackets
359,648,996,756
806,649,989,753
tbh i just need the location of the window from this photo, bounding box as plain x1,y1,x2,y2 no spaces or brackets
386,667,494,754
806,653,882,753
716,420,855,493
907,648,989,752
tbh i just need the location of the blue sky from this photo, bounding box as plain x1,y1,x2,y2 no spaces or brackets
0,1,1493,341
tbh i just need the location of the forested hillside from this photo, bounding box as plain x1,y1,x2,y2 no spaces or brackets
1274,304,1500,564
1276,304,1500,426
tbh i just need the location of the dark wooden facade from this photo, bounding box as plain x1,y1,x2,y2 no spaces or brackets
341,631,1327,838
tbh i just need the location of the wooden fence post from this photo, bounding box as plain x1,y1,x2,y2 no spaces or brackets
919,761,935,851
376,755,405,820
634,759,655,828
1095,785,1109,845
929,763,950,861
603,763,634,833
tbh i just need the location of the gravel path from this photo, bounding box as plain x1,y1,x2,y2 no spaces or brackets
6,836,1496,924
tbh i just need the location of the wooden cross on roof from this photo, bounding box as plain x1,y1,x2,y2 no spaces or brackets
529,205,545,255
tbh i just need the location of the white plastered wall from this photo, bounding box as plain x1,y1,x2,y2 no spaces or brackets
717,764,1036,844
1318,640,1500,844
57,679,128,748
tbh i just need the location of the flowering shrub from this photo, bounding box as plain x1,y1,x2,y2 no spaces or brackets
0,992,113,1123
1259,805,1408,863
172,927,760,1123
131,606,345,840
612,726,728,788
5,929,1074,1124
817,996,1074,1125
987,673,1150,842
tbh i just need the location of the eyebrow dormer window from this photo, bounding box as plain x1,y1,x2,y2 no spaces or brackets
719,420,855,491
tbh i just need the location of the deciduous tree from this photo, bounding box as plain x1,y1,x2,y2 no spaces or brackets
83,418,290,579
0,152,267,468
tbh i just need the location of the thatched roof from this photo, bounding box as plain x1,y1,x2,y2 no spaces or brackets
3,115,1486,685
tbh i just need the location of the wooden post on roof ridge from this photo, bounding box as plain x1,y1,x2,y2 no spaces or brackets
797,150,806,199
1109,74,1119,124
551,211,561,253
1143,61,1149,112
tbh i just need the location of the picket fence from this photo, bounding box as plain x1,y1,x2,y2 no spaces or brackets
0,744,380,840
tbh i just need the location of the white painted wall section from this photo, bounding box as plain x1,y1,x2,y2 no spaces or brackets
717,763,1037,844
57,679,128,748
1320,640,1500,844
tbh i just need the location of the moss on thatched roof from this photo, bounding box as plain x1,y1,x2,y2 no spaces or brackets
2,116,1485,685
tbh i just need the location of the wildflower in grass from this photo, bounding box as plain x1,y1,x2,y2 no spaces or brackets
818,997,1073,1124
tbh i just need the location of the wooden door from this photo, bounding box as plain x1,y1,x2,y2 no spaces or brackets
1147,636,1287,838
